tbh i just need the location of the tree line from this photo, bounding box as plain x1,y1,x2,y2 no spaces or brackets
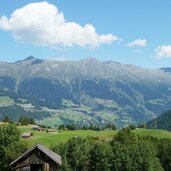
2,115,35,125
52,128,171,171
58,123,117,131
2,116,117,130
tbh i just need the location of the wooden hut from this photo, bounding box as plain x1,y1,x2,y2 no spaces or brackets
10,144,62,171
21,133,33,139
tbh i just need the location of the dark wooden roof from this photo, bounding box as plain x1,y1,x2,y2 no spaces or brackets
10,144,62,166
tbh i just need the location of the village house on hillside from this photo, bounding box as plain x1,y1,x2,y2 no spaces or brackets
10,144,62,171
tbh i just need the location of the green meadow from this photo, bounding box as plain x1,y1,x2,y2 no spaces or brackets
19,125,116,147
18,125,171,148
133,128,171,139
0,96,14,106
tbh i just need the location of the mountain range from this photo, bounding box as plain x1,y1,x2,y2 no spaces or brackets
0,56,171,127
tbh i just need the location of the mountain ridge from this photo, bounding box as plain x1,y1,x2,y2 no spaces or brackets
0,57,171,127
147,109,171,131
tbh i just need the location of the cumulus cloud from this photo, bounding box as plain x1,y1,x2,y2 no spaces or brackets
0,1,119,47
127,39,147,47
155,45,171,59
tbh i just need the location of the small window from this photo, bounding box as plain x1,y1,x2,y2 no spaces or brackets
31,164,43,171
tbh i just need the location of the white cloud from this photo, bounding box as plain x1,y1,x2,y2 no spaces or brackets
0,1,119,47
127,39,147,47
155,45,171,59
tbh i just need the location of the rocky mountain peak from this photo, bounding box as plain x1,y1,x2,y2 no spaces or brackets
23,56,36,61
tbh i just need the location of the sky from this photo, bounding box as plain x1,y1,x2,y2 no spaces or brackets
0,0,171,68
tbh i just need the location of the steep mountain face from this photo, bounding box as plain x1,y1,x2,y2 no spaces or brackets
0,57,171,127
147,110,171,131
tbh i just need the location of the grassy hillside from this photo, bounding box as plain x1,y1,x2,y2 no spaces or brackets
0,96,14,106
18,125,171,147
133,128,171,139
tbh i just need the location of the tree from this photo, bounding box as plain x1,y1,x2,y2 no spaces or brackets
89,143,112,171
89,123,95,130
0,124,28,170
128,124,136,130
111,130,164,171
157,139,171,171
66,124,77,130
58,124,65,130
52,137,94,171
65,137,90,170
18,116,35,125
138,123,147,128
105,123,117,130
2,115,11,123
0,124,20,146
28,117,35,124
52,143,72,171
82,125,88,130
5,141,28,164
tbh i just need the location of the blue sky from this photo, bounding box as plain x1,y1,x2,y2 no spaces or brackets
0,0,171,68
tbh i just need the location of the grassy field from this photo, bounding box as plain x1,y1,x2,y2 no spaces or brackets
17,125,171,148
19,125,116,147
133,128,171,139
0,96,14,106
